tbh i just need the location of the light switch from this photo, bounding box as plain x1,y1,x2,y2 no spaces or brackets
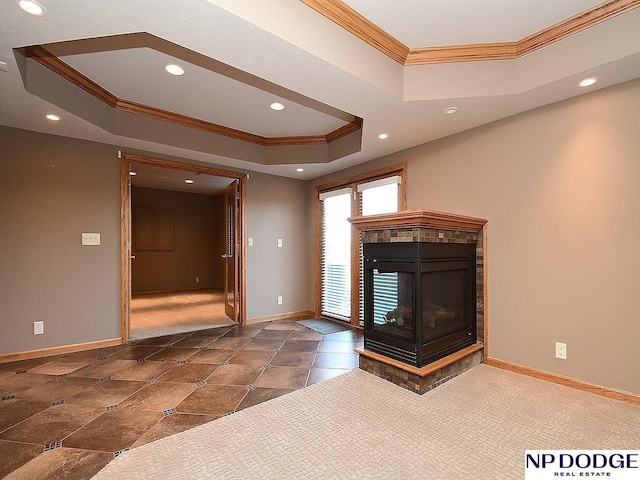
277,239,283,248
82,233,100,246
248,238,254,247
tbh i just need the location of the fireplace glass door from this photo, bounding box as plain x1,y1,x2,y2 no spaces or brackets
364,242,476,367
421,266,468,344
371,266,415,341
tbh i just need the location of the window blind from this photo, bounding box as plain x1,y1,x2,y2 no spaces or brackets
356,175,402,192
318,169,404,324
371,270,401,326
358,178,400,324
320,189,352,319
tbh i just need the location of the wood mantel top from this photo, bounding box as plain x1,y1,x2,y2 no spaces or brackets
348,209,487,233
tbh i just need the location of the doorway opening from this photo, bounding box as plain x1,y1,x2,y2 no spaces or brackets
120,153,246,342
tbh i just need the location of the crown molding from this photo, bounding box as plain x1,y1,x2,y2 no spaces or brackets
26,46,118,107
406,42,518,66
516,0,640,57
301,0,640,65
325,117,363,142
299,0,409,64
25,46,360,147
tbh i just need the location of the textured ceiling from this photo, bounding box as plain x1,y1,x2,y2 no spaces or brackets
341,0,605,46
1,0,639,179
59,46,350,138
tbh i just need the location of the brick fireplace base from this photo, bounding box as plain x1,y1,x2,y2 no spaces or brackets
356,344,483,394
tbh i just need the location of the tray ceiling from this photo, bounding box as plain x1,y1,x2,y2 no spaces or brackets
1,0,638,178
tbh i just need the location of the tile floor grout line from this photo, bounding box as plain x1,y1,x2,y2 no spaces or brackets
0,318,362,479
59,409,108,446
0,438,45,447
0,400,50,435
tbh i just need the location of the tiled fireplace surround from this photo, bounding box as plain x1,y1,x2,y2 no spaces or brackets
349,210,488,394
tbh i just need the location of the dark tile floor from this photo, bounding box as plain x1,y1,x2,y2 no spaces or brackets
0,319,362,479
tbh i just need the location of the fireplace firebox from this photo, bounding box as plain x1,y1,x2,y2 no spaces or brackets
364,242,476,367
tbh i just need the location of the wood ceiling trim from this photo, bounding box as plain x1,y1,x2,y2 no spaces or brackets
406,42,518,66
300,0,640,65
517,0,640,57
26,46,118,107
265,117,362,146
265,135,327,146
25,47,360,147
299,0,409,64
115,99,267,145
325,117,363,142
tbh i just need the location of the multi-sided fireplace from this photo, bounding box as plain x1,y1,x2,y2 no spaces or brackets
364,242,476,367
350,209,487,394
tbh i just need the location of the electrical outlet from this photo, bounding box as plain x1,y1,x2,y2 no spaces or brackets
277,239,283,248
81,233,100,246
248,237,254,247
195,277,200,283
277,296,283,305
555,342,567,360
34,321,44,335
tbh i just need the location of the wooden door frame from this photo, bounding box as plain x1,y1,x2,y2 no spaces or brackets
120,153,247,343
223,181,240,323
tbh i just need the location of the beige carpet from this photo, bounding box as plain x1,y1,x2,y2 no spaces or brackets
93,365,640,479
130,290,234,340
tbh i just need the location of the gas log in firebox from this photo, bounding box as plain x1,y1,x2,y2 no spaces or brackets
350,210,487,388
364,242,476,367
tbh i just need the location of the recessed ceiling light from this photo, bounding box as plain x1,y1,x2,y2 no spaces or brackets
18,0,46,16
579,77,598,87
165,64,184,76
443,107,458,115
45,114,60,121
296,168,304,172
129,171,137,176
270,102,285,111
185,179,194,184
378,133,389,139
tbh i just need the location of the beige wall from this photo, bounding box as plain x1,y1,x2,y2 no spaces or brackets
0,128,122,353
131,187,224,293
310,79,640,395
3,78,638,395
245,172,310,319
0,126,310,356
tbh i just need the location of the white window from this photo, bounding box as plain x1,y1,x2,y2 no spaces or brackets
320,188,353,319
317,167,405,324
358,175,401,216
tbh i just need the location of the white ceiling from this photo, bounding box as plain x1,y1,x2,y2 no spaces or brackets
60,47,348,137
341,0,606,46
1,0,639,180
